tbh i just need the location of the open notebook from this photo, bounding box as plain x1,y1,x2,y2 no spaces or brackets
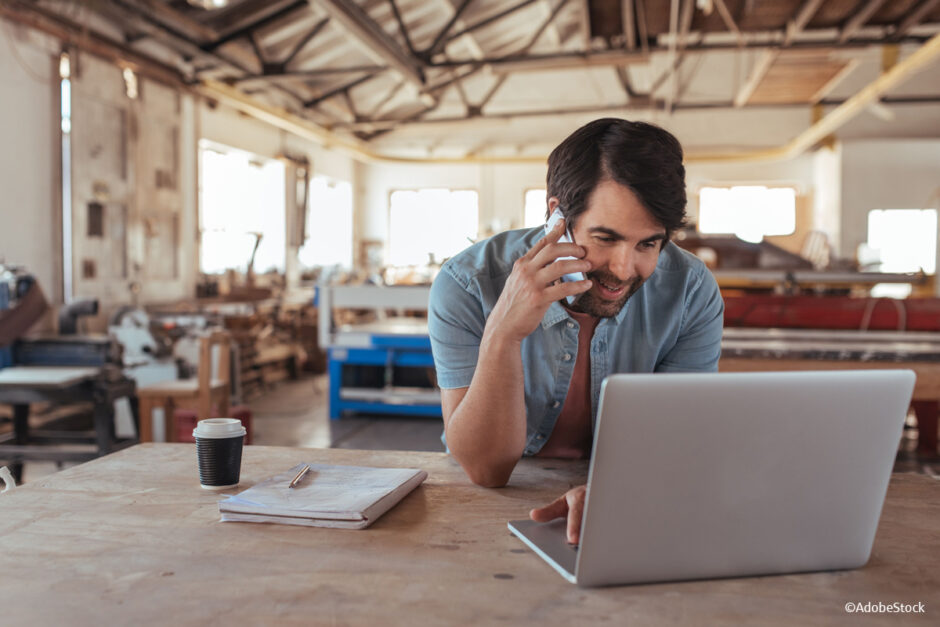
219,463,428,529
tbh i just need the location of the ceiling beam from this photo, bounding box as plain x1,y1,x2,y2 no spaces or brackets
784,31,940,158
202,0,307,52
303,72,384,108
711,0,744,47
281,17,331,68
475,0,568,111
387,0,419,57
622,0,636,50
635,0,650,55
784,0,825,46
538,0,564,47
839,0,888,44
124,0,219,43
103,0,310,109
314,0,426,87
444,0,541,45
425,0,475,58
734,0,825,107
809,58,859,103
430,35,928,73
0,0,185,87
336,93,940,133
233,65,387,85
890,0,940,41
733,49,776,107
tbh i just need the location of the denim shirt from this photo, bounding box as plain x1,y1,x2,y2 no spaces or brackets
428,226,724,455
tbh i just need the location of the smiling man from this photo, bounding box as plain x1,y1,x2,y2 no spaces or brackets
428,119,724,540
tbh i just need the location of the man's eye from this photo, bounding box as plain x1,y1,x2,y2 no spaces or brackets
639,241,658,250
595,236,615,243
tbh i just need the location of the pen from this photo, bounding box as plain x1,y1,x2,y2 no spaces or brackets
289,464,310,489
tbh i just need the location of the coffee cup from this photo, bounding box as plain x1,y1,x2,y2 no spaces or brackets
193,418,246,490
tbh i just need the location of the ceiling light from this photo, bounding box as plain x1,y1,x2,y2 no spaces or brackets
187,0,230,10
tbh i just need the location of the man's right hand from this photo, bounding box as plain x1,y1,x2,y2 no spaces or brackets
530,485,587,544
483,219,593,345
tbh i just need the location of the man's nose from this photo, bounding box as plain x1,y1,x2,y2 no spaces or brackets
608,244,635,281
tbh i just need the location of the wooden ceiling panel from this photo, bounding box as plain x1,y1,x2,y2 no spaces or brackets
747,51,852,105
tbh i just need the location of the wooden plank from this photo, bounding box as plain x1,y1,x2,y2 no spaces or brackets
0,444,938,625
747,53,853,105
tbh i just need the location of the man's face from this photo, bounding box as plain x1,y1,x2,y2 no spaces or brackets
553,179,666,318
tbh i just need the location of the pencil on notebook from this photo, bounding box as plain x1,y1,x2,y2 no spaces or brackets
289,464,310,488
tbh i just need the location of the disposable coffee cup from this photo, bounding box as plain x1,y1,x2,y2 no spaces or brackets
194,418,246,490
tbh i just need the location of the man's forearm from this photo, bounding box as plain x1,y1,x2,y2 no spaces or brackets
445,327,527,487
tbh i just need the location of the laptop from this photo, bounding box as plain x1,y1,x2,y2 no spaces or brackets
509,370,916,587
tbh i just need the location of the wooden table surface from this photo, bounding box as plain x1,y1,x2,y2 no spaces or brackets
1,444,937,626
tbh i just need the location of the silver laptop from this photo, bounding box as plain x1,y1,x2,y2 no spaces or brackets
509,370,916,587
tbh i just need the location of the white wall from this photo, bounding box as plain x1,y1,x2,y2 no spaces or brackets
839,139,940,263
0,21,60,301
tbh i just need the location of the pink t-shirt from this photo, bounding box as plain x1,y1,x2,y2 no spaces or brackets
536,308,600,459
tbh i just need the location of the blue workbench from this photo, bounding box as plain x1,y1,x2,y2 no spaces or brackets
327,320,441,420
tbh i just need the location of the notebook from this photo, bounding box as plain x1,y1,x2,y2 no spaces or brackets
219,463,428,529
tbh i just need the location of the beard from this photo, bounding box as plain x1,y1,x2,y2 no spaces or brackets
569,270,646,318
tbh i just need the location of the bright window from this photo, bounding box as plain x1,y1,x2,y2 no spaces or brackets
867,209,937,274
388,189,478,266
524,189,547,228
199,141,285,274
698,186,796,243
299,176,353,269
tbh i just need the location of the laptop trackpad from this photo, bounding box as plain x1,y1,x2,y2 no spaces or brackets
508,519,578,583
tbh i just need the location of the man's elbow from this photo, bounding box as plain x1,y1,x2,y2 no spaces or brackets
466,467,512,488
457,455,517,488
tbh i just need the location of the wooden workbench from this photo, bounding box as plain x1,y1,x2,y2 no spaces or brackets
0,444,937,625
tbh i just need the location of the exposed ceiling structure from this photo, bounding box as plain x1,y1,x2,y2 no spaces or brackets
4,0,940,160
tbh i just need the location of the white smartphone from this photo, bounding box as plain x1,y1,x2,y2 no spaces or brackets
544,207,586,304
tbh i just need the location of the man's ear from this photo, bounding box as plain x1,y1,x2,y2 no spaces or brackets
547,196,561,219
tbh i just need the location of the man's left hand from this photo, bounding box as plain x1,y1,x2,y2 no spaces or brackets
529,485,586,545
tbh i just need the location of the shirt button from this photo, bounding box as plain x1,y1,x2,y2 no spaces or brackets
566,321,575,329
563,353,572,361
552,401,560,408
536,434,544,440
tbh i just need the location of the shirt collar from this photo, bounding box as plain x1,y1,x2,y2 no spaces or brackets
540,300,570,329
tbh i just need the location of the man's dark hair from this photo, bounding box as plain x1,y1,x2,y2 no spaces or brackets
546,118,687,238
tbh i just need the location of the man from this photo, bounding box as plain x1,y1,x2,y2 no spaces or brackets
428,118,724,543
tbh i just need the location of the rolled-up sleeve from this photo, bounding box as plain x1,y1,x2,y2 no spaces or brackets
428,267,486,389
656,269,724,373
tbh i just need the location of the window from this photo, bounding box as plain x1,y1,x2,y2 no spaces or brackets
523,189,548,228
866,209,937,298
198,141,285,274
698,186,796,243
388,189,478,266
298,176,353,269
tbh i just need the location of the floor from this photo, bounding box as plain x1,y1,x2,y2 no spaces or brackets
4,374,938,484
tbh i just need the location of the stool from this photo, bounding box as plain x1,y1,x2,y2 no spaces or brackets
174,405,253,444
136,331,230,443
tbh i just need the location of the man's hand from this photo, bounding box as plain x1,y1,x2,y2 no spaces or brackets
484,220,592,345
529,485,587,545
